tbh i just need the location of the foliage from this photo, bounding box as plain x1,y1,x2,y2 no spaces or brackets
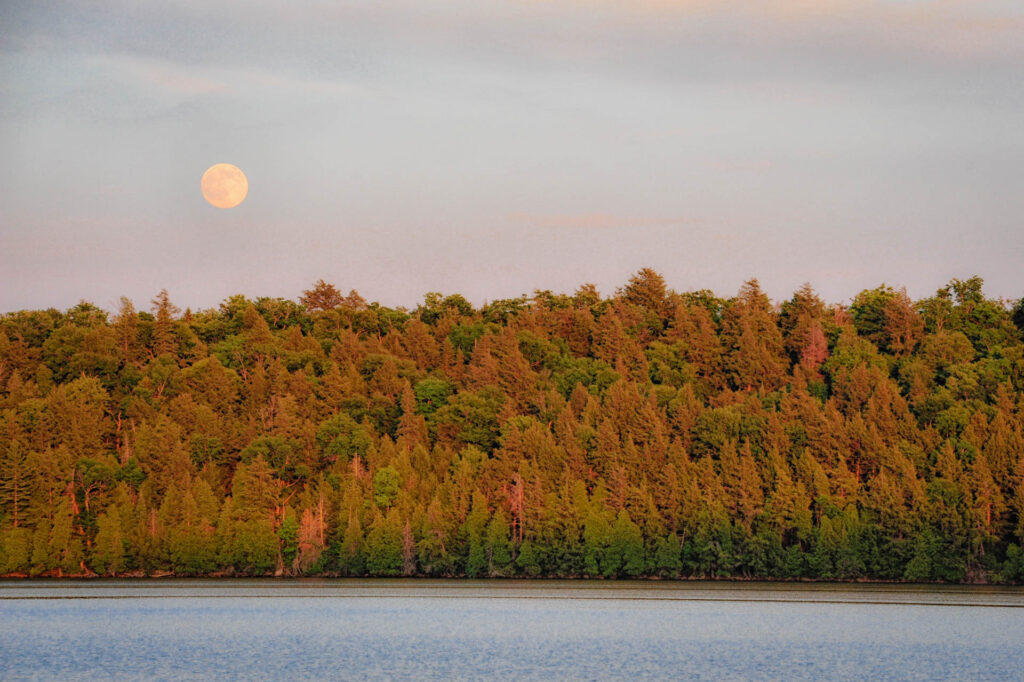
1,274,1023,583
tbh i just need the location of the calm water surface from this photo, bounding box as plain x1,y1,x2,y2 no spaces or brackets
1,580,1022,680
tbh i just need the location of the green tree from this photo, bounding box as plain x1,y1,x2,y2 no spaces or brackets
486,510,514,576
372,466,401,509
462,493,489,577
365,510,403,576
91,511,125,576
608,510,645,577
1,526,31,573
316,414,373,465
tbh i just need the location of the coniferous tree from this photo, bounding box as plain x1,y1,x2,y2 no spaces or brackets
1,272,1023,582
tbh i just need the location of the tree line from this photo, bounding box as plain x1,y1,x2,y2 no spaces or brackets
2,271,1024,582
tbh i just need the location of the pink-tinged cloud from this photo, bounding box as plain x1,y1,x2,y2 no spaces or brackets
508,212,702,230
95,55,228,95
525,0,1024,59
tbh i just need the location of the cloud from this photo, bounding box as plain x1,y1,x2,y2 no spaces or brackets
92,54,227,95
511,0,1024,67
5,0,1022,104
508,212,701,230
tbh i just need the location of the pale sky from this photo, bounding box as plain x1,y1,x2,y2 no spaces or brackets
2,0,1022,313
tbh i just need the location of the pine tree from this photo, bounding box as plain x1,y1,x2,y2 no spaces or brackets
91,511,125,576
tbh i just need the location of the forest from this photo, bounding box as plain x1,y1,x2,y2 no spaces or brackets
2,271,1024,582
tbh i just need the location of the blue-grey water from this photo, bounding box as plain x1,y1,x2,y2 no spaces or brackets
1,580,1023,680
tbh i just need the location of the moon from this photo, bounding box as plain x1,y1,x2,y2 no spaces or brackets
201,163,248,208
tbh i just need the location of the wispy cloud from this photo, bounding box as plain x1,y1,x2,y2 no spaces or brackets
92,54,228,95
509,212,701,230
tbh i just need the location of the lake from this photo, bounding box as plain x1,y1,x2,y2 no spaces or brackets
1,580,1022,680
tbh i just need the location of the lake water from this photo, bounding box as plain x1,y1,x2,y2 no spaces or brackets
1,580,1022,680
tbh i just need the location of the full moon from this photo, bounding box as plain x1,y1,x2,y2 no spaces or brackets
201,163,248,208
